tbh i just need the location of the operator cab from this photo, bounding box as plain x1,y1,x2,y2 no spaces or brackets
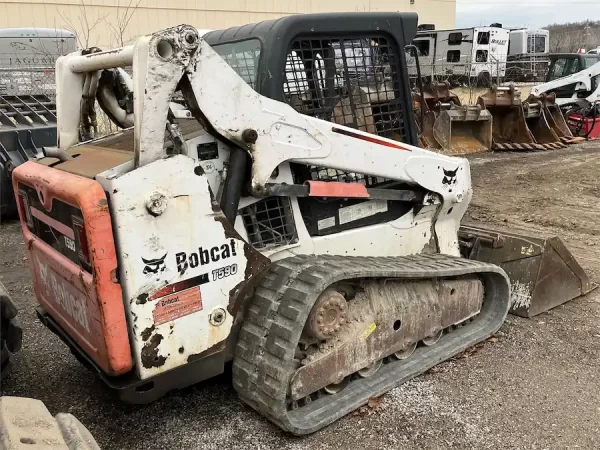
546,53,600,100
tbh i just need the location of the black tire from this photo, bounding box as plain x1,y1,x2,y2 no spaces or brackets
0,282,23,379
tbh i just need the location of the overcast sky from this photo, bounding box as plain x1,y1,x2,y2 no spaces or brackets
456,0,600,28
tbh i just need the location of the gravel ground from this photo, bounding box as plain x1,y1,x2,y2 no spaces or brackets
1,144,600,449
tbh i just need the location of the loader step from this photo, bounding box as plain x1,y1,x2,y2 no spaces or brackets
232,254,510,435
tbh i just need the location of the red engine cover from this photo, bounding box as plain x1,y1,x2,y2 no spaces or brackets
12,161,132,376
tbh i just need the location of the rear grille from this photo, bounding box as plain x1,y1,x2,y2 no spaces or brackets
283,36,407,141
240,197,297,249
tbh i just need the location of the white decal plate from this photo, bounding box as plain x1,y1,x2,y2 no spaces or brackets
317,216,336,230
338,201,388,225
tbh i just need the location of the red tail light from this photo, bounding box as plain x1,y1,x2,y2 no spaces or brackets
73,217,91,268
17,190,33,228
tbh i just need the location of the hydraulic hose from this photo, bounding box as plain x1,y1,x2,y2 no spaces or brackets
220,147,248,224
404,44,425,139
565,102,599,138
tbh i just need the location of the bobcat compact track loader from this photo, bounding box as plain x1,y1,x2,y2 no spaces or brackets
532,59,600,108
11,15,512,434
202,18,593,318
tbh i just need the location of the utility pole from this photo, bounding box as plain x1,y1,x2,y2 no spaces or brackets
584,21,591,51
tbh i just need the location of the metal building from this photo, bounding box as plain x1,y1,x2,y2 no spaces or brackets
0,0,456,48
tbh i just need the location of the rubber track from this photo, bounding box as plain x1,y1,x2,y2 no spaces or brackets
232,253,510,435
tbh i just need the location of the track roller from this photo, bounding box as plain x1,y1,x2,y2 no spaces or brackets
394,342,417,360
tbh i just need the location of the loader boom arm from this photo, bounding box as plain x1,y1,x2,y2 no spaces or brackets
55,25,471,206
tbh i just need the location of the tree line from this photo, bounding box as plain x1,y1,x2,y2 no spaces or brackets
545,20,600,53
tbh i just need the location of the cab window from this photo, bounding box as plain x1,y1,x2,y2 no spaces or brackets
548,58,568,80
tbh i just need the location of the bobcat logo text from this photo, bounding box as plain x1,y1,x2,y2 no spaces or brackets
176,239,237,274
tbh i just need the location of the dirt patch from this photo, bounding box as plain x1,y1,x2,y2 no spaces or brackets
466,143,600,280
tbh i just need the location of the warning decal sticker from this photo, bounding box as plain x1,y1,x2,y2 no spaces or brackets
149,273,209,300
152,286,203,326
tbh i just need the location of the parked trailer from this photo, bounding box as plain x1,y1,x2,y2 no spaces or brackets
506,28,550,81
410,26,509,85
508,28,549,56
0,28,76,97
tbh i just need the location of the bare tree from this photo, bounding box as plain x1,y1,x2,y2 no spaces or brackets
108,0,142,48
549,32,567,53
546,20,600,53
58,0,108,48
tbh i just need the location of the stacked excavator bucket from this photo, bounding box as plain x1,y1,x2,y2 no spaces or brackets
476,85,567,151
415,82,492,155
459,226,596,317
533,92,582,144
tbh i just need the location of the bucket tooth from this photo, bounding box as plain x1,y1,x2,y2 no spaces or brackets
459,225,597,317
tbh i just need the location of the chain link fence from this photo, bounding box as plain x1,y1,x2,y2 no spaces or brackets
407,57,550,86
2,57,553,141
406,56,550,105
0,67,57,98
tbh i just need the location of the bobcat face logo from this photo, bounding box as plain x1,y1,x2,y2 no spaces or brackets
142,253,167,275
442,168,458,187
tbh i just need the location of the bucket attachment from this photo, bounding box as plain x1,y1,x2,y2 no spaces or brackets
533,92,575,143
459,225,596,317
433,104,492,155
414,82,459,150
420,109,441,149
415,82,492,155
477,85,542,151
421,81,460,110
522,96,566,150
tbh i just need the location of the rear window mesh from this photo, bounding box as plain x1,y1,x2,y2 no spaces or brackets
213,39,261,89
283,36,407,142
